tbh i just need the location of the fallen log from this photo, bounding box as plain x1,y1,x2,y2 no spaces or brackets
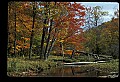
63,62,98,65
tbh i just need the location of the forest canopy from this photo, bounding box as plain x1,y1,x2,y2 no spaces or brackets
8,1,119,60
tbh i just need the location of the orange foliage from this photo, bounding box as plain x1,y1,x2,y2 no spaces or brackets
64,50,73,55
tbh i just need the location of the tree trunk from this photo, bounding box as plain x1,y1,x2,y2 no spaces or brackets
44,19,53,60
40,27,46,59
13,4,17,58
29,2,36,59
47,37,56,57
60,42,64,58
40,3,48,59
71,49,75,59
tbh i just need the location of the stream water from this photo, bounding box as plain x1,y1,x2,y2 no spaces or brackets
36,65,110,77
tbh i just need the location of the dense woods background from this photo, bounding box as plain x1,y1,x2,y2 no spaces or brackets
8,1,119,59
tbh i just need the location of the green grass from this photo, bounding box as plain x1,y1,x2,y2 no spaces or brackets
80,59,119,73
7,57,58,76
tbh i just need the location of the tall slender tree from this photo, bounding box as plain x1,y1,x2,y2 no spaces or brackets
13,2,17,57
29,2,36,59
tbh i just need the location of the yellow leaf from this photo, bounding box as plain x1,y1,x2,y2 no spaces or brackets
59,40,64,42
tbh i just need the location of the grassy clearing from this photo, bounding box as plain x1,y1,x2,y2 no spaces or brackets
7,56,58,77
80,59,119,73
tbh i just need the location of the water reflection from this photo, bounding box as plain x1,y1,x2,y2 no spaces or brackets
37,65,109,77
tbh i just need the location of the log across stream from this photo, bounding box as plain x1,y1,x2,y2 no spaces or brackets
63,61,106,65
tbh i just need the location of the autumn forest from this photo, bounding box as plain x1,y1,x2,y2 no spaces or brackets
7,2,119,77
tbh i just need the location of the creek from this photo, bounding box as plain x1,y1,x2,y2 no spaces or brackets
36,64,110,77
